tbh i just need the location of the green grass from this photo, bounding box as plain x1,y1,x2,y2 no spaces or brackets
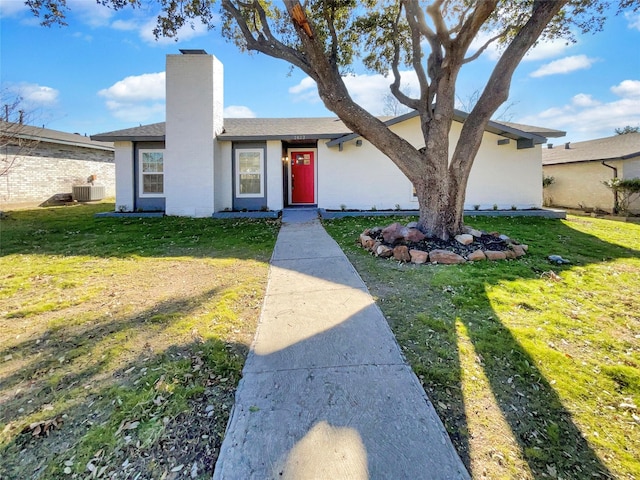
324,214,640,480
0,203,279,479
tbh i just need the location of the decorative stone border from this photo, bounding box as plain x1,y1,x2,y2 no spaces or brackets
360,221,529,264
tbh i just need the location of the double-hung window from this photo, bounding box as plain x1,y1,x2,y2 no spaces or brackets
235,149,264,197
139,150,164,196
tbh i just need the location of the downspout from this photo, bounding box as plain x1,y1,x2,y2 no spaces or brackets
602,161,618,213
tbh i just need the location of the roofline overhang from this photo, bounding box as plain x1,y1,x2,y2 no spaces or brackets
11,132,115,151
326,109,554,149
90,135,165,143
217,133,342,142
543,152,640,166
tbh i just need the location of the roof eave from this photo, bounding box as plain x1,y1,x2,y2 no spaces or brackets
326,110,548,149
15,133,114,151
217,133,342,142
90,135,165,143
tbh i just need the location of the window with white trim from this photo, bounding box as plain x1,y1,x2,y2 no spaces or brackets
235,148,264,197
139,150,164,196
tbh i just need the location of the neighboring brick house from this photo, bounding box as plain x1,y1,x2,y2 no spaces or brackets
0,121,115,208
542,133,640,214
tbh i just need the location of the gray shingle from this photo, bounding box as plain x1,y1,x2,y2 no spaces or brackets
1,120,114,150
542,133,640,165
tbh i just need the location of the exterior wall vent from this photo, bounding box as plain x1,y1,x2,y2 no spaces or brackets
72,185,105,201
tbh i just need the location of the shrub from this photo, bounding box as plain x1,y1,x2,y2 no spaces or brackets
542,175,555,188
603,177,640,214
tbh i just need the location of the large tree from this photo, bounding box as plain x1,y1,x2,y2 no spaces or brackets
27,0,638,239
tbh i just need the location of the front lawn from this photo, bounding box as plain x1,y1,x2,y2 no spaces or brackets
0,203,279,479
324,214,639,480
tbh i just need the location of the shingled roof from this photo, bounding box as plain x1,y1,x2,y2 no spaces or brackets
543,133,640,165
91,113,564,146
1,120,114,151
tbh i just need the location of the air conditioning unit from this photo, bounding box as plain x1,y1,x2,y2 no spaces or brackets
72,185,105,202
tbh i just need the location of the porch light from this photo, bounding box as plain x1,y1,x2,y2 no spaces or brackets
282,155,289,164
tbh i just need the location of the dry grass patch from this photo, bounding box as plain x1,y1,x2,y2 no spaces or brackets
0,203,279,479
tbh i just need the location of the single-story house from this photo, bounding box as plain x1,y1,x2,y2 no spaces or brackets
91,50,564,217
0,120,115,208
542,133,640,214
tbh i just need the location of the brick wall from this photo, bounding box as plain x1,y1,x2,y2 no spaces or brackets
0,141,115,205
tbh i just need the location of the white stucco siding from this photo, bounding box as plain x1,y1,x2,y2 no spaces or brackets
318,116,543,210
465,131,542,210
214,140,233,212
114,141,134,212
164,53,222,217
318,140,413,210
266,141,284,210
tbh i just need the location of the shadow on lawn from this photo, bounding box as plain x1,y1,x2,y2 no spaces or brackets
0,288,247,479
339,216,640,479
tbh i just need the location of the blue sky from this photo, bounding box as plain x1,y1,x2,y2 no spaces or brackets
1,1,639,143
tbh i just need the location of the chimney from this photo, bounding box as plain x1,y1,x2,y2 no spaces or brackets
565,142,570,149
164,50,224,217
547,143,553,149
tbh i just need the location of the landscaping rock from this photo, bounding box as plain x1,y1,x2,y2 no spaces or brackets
359,234,375,249
467,249,486,261
499,234,511,243
429,249,466,264
462,226,483,238
485,250,507,261
406,221,419,229
455,234,474,246
504,250,517,259
393,245,411,262
376,245,394,258
410,249,429,264
404,228,426,242
511,245,527,257
382,222,407,244
372,241,382,253
521,244,529,252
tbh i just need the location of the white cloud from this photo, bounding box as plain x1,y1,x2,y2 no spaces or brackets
224,105,256,118
530,55,597,78
67,0,114,27
138,17,209,45
98,72,165,102
98,72,165,124
518,79,640,141
6,82,60,108
625,11,640,31
611,79,640,98
571,93,600,108
289,71,420,115
0,0,28,17
468,32,573,62
111,19,138,31
104,100,165,123
524,38,574,62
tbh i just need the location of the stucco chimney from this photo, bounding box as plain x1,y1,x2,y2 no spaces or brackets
565,142,570,149
164,50,224,217
547,143,553,149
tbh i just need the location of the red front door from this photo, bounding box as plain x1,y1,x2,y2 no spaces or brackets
290,151,315,204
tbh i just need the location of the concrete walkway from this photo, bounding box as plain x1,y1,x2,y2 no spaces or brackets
213,209,469,479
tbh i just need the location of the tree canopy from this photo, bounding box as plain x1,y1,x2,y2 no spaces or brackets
26,0,640,238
